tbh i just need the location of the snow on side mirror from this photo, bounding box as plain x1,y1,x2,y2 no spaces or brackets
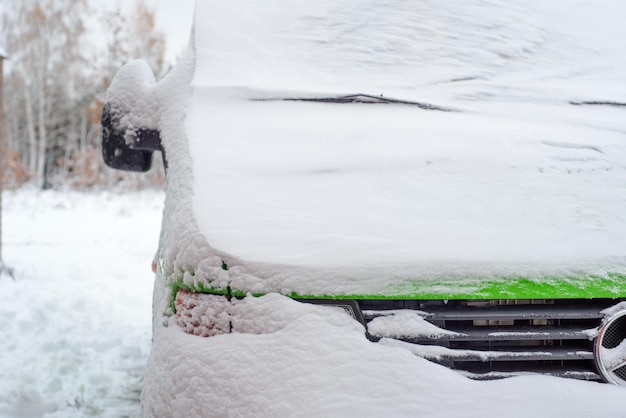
101,60,162,172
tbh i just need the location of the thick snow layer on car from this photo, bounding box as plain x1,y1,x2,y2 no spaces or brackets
105,60,160,145
142,293,626,418
366,309,461,339
188,94,626,292
191,0,626,101
168,0,626,295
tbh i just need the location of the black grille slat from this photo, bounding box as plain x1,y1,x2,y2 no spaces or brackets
425,305,603,321
417,347,594,362
403,325,594,342
363,305,604,322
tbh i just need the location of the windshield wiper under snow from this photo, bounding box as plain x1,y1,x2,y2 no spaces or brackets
256,94,454,112
570,100,626,107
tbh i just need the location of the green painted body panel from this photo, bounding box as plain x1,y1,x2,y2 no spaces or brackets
171,273,626,307
368,273,626,300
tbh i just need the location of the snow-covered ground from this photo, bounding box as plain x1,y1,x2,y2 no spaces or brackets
1,190,625,418
0,188,164,418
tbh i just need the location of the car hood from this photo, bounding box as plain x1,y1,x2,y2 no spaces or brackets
159,0,626,299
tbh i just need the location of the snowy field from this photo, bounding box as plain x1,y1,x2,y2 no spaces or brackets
2,189,624,418
0,189,164,418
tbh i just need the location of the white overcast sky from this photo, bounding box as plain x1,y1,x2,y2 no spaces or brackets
93,0,197,64
147,0,196,63
0,0,197,63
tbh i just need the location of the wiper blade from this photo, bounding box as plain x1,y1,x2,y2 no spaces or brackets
570,100,626,107
256,94,454,111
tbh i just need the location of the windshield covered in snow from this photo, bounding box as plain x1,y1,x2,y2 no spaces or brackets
169,0,626,296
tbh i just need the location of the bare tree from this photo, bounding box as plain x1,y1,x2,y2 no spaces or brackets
2,0,167,190
3,0,92,188
101,2,167,81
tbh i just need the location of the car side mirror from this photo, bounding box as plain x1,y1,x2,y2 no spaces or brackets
101,60,163,172
101,102,160,172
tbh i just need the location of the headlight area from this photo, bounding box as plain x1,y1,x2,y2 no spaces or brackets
174,289,232,337
173,290,365,338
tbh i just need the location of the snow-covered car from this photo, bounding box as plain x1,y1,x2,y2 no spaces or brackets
102,0,626,413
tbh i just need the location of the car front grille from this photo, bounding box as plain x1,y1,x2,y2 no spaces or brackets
360,299,623,382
